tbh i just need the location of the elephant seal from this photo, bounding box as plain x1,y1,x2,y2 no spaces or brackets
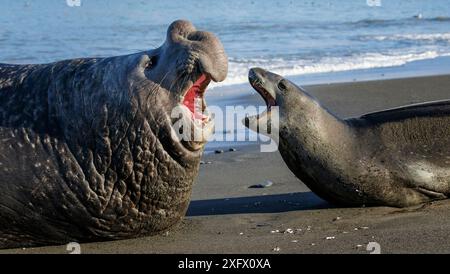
245,68,450,208
0,20,227,248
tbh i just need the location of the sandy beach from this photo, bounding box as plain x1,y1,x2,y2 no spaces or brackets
2,74,450,254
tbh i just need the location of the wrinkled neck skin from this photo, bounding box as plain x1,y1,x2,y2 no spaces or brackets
58,52,202,186
277,86,363,205
54,52,203,221
0,19,228,248
0,52,202,246
52,50,203,167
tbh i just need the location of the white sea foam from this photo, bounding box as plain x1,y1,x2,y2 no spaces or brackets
210,50,450,88
368,33,450,42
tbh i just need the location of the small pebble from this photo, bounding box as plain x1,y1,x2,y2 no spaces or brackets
215,150,224,154
273,247,281,252
270,229,280,234
291,240,298,243
239,232,244,235
229,148,237,152
361,226,369,230
311,243,316,246
356,244,363,248
342,231,349,234
249,180,273,188
206,161,212,164
333,216,342,221
284,228,294,234
325,236,335,240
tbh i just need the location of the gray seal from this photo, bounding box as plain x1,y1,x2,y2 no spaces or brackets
245,68,450,208
0,20,227,248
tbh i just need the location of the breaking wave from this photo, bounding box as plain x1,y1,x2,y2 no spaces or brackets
211,50,450,88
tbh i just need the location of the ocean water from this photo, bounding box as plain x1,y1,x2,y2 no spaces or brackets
1,0,450,88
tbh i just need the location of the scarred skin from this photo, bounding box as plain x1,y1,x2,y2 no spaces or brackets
246,68,450,208
0,20,227,248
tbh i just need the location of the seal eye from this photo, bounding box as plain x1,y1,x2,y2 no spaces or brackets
278,80,287,92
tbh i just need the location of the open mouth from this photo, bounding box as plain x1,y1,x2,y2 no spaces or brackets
182,74,212,122
249,76,277,111
243,70,278,137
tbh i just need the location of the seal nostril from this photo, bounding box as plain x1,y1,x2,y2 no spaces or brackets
187,31,208,42
167,20,197,43
167,20,227,83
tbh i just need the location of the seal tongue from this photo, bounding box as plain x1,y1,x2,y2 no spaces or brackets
183,74,210,121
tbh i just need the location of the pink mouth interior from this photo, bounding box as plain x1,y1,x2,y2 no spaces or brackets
183,74,210,121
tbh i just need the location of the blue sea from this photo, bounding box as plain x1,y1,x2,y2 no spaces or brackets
1,0,450,87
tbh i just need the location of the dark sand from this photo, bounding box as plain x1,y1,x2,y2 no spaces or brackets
2,75,450,254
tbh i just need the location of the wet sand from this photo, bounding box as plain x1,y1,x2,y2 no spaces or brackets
2,74,450,254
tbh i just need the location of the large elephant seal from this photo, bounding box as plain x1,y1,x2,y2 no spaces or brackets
0,20,227,248
245,68,450,208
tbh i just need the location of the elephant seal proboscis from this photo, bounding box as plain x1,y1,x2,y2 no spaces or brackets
0,20,227,248
245,67,450,208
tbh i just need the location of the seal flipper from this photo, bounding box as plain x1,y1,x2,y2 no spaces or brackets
416,187,447,200
357,99,450,123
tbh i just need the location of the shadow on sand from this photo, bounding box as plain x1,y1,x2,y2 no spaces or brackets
187,192,332,217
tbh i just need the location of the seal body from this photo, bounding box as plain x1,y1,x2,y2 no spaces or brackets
0,20,227,248
246,68,450,208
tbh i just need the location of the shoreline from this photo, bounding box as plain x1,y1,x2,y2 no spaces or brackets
209,55,450,93
2,73,450,254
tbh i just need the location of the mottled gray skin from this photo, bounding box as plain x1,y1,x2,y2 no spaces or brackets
0,20,227,248
246,68,450,208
